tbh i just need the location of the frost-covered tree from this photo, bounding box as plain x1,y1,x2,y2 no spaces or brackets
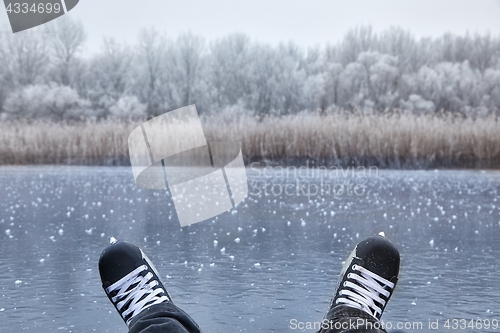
337,52,399,110
337,26,377,65
244,43,310,115
400,94,435,114
3,84,91,120
2,25,500,119
89,38,134,112
405,62,482,114
358,51,399,109
46,16,86,87
377,27,420,72
207,34,251,109
0,31,49,87
322,62,343,107
166,33,206,109
482,69,500,114
109,95,147,119
134,28,167,116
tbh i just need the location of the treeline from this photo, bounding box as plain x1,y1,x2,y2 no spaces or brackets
1,18,500,120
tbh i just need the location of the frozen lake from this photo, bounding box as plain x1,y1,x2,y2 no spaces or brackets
0,166,499,333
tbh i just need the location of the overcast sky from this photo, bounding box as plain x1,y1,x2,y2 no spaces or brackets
2,0,500,55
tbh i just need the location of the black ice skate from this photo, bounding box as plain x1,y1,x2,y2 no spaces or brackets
98,237,171,326
329,232,400,320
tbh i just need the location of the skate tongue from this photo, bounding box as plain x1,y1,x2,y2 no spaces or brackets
378,231,385,237
110,236,117,244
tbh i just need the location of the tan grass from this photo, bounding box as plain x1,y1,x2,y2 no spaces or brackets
1,111,499,168
0,119,136,165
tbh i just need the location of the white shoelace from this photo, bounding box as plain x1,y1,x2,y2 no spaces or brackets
106,265,170,325
336,264,394,318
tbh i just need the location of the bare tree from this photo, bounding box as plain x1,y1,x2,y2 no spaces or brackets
135,28,166,116
47,17,86,86
1,31,49,86
168,32,206,108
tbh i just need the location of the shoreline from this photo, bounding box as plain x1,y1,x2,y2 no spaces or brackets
0,159,499,170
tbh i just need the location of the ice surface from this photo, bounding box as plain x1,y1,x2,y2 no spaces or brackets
0,166,499,333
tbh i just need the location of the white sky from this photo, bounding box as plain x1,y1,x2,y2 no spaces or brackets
2,0,500,55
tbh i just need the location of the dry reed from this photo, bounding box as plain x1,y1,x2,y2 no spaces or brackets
0,111,499,168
